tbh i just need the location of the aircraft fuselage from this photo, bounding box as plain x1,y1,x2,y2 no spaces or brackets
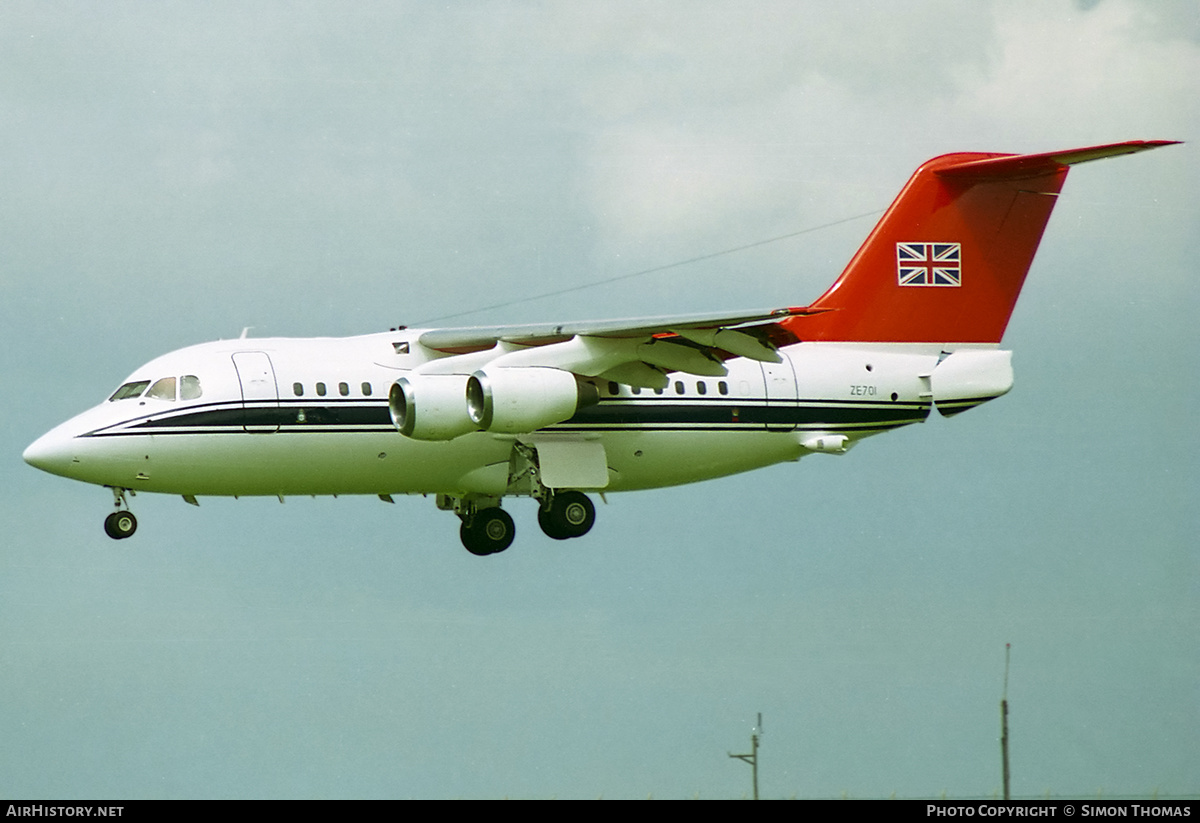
24,332,983,499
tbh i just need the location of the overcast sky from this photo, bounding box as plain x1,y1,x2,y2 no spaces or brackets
2,0,1196,800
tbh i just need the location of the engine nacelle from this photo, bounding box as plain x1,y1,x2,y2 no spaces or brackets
466,367,599,434
389,375,477,440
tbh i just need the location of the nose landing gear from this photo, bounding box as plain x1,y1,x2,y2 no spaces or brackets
104,510,138,540
103,487,137,540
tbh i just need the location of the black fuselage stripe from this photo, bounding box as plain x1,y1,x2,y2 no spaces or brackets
88,398,932,436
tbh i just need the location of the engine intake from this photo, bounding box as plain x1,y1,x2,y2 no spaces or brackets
389,375,477,440
467,367,599,434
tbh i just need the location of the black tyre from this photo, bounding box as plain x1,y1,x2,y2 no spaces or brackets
547,491,595,539
104,510,137,540
460,507,515,556
538,505,572,540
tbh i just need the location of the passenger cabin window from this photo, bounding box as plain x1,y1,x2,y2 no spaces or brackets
181,375,202,400
674,381,685,395
293,383,304,397
147,377,176,401
696,381,707,395
718,381,729,396
109,380,150,401
339,382,349,397
361,382,372,396
316,382,327,397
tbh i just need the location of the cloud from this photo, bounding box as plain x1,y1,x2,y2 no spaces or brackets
962,0,1200,142
567,0,1197,256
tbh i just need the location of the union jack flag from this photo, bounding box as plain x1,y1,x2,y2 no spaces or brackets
896,242,961,287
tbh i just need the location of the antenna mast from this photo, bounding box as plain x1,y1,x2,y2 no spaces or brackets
728,713,762,800
1001,643,1011,801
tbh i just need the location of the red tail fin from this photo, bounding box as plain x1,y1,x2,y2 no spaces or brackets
785,141,1177,344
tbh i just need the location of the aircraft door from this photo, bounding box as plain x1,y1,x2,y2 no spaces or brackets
232,351,280,433
759,359,798,431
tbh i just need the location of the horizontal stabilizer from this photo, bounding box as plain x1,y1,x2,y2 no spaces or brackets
935,140,1180,180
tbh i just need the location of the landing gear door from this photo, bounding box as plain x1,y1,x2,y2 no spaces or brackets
232,351,280,433
519,435,610,490
759,360,798,431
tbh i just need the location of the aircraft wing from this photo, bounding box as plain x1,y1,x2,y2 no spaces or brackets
414,306,817,386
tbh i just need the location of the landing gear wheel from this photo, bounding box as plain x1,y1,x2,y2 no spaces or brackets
104,511,137,540
539,491,595,540
538,506,571,540
460,507,515,556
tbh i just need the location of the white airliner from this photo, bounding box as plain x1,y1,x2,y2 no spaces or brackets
24,140,1176,555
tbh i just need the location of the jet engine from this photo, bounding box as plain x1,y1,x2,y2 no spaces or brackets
466,367,600,434
389,375,477,440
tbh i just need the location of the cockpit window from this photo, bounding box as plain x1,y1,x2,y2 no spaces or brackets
147,377,177,401
180,375,202,400
109,380,151,401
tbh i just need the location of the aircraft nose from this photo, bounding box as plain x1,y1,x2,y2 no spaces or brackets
23,429,77,477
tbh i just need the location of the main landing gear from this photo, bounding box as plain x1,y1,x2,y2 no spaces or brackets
459,507,515,556
103,487,137,540
441,490,597,556
537,491,596,541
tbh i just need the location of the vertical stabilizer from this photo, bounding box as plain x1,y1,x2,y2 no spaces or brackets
786,141,1177,344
